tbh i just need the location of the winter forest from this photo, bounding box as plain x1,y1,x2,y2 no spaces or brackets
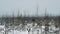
0,0,60,34
0,12,60,34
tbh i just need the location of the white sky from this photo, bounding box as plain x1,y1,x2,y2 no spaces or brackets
0,0,60,16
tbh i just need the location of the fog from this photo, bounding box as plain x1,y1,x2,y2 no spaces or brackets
0,0,60,17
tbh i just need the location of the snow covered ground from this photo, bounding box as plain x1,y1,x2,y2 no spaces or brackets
0,22,60,34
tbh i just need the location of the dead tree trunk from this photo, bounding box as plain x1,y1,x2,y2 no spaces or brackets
44,19,49,34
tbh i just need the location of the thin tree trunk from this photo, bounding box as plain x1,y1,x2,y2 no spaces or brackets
28,28,30,34
37,30,39,34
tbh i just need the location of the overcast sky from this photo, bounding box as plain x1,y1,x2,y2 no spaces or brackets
0,0,60,17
